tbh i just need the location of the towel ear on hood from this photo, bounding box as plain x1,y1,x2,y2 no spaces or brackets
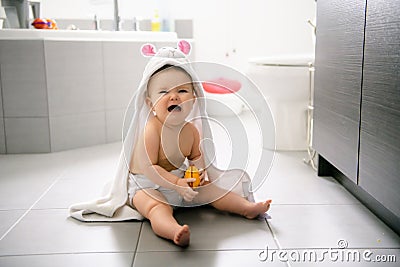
141,40,191,58
141,43,157,57
177,40,191,55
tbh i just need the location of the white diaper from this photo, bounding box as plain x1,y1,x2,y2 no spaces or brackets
128,168,185,207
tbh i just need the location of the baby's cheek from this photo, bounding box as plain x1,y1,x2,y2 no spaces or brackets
154,97,166,107
183,99,194,107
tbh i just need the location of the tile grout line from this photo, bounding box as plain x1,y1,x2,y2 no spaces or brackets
0,251,136,258
265,219,293,267
268,203,364,206
265,219,282,250
0,172,65,242
131,222,144,266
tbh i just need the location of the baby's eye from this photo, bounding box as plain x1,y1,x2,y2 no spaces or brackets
159,90,168,94
178,89,189,93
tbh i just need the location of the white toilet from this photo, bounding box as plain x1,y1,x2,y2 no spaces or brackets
202,78,245,117
246,55,314,151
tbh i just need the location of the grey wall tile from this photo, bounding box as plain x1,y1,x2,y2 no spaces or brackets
100,19,114,31
54,19,96,30
103,41,178,111
4,117,50,153
1,63,48,117
49,112,106,152
105,109,124,143
102,41,145,110
45,40,105,116
175,19,193,39
0,40,47,117
55,18,135,31
0,40,44,64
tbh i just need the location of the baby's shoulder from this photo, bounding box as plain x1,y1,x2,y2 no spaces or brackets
183,121,195,130
145,117,162,133
183,121,199,136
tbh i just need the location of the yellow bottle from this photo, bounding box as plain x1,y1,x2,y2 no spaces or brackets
151,9,161,32
184,165,200,188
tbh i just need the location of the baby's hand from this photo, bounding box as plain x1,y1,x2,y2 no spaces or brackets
199,170,207,186
176,178,198,202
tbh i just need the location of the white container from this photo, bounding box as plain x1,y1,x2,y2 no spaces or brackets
246,55,314,151
0,7,6,29
204,92,244,117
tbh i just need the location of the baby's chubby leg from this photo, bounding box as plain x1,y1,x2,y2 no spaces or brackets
132,189,190,246
195,183,272,219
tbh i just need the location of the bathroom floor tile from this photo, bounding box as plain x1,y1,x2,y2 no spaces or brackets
288,248,400,266
54,142,121,182
33,176,110,210
254,152,361,205
0,174,55,210
137,206,276,252
0,210,25,238
0,252,134,267
0,153,72,210
1,140,399,267
211,111,270,177
57,156,118,182
34,145,121,209
0,209,141,256
133,250,287,267
60,142,121,162
268,204,400,250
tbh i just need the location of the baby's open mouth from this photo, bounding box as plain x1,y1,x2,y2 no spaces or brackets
167,105,182,112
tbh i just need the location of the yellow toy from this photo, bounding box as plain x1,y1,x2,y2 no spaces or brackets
184,165,201,188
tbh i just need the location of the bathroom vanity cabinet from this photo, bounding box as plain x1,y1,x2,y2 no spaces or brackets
358,0,400,225
0,30,180,153
313,0,365,184
313,0,400,234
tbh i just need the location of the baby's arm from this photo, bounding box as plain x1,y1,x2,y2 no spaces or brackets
188,124,207,183
187,124,204,166
138,121,198,201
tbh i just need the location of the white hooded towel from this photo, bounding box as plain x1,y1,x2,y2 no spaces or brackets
69,40,254,222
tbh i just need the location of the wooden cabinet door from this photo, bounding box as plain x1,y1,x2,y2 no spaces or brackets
359,0,400,218
313,0,366,182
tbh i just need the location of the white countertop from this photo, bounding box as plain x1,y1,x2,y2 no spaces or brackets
248,54,315,66
0,29,178,41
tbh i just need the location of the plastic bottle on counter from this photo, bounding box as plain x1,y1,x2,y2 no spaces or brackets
151,9,161,32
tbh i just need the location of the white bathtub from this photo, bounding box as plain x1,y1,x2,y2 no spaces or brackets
0,29,178,41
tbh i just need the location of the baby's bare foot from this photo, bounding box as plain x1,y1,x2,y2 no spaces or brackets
244,200,272,219
174,225,190,247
